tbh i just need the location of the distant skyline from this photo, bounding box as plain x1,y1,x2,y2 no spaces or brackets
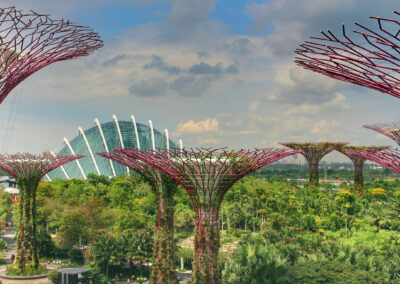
0,0,399,163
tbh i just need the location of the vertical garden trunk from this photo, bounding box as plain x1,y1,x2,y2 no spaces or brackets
14,180,40,270
15,185,26,269
309,163,319,187
354,164,364,196
30,183,40,269
150,180,177,284
192,209,220,284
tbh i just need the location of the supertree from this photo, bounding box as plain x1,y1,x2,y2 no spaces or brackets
363,123,400,146
335,145,390,195
0,6,103,104
295,10,400,99
280,142,348,187
123,147,300,284
98,151,178,284
0,153,83,271
346,148,400,174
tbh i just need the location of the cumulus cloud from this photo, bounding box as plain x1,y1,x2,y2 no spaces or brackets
174,118,219,135
143,55,181,75
283,93,350,116
188,62,223,75
170,76,211,97
311,120,340,135
129,78,168,97
103,55,127,67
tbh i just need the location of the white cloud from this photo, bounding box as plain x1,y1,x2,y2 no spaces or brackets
283,93,350,116
174,118,219,135
311,120,339,135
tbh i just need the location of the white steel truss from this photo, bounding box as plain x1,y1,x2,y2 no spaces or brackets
79,126,101,175
64,137,86,179
94,118,116,177
130,115,141,150
50,151,69,179
113,114,130,174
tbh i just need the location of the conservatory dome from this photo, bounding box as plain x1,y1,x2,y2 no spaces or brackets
47,114,181,180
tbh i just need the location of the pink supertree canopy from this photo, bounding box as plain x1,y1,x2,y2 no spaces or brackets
347,148,400,174
121,147,300,283
121,147,300,209
98,151,161,185
0,152,84,180
363,123,400,146
295,10,400,98
0,6,103,104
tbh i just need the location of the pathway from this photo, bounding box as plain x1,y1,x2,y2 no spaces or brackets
2,225,16,264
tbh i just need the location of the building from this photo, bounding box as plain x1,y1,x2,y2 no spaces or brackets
47,114,181,180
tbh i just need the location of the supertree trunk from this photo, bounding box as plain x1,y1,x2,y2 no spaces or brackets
308,162,319,187
150,176,177,284
30,182,40,268
15,180,40,269
15,185,26,269
354,164,364,196
193,208,220,284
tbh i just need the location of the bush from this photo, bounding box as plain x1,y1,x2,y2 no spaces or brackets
68,248,84,264
277,261,384,284
223,245,287,284
6,264,47,276
47,270,61,284
0,239,7,252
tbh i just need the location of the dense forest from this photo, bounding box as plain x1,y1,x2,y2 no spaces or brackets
0,165,400,283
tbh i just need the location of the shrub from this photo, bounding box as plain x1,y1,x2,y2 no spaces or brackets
47,270,61,284
277,260,384,284
223,244,287,283
6,264,47,276
68,248,84,264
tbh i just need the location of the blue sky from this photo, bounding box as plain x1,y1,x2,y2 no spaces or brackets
0,0,399,163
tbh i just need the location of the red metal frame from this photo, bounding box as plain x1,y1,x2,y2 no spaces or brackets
363,123,400,145
0,6,103,104
295,10,400,98
347,148,400,174
0,152,84,180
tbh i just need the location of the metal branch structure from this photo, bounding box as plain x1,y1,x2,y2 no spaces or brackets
0,152,83,271
347,148,400,174
123,147,300,284
364,123,400,145
336,145,390,195
280,142,348,187
295,10,400,98
0,6,103,104
98,151,178,284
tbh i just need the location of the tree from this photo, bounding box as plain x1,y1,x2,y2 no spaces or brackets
124,228,153,278
90,232,125,279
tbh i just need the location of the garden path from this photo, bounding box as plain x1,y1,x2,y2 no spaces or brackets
2,225,16,264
